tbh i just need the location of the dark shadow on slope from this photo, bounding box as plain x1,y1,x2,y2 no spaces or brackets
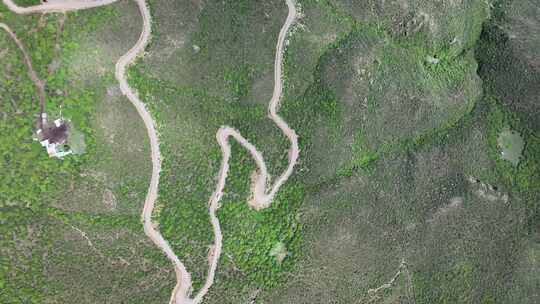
475,0,540,131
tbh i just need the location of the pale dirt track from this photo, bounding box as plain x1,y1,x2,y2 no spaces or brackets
2,0,299,303
199,1,298,302
2,0,118,14
0,22,46,127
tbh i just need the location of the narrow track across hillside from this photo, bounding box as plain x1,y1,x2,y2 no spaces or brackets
2,0,299,303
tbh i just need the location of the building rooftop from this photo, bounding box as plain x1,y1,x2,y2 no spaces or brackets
36,114,72,158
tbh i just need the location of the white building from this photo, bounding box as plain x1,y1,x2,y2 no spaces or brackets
35,114,73,158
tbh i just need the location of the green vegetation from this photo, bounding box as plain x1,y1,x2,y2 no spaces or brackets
0,16,88,212
264,1,539,303
127,65,305,292
302,17,481,180
476,3,540,227
0,8,99,302
2,0,539,303
485,98,540,214
413,262,476,304
1,3,170,303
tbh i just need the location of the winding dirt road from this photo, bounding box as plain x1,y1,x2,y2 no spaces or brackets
0,22,46,127
197,1,299,303
3,0,299,303
2,0,118,14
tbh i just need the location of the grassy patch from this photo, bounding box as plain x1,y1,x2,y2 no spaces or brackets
485,98,540,213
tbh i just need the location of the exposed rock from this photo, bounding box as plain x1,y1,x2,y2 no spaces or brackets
425,55,440,64
106,85,121,97
467,176,509,204
269,241,288,264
